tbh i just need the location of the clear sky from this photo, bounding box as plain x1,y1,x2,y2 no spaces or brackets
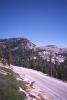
0,0,67,47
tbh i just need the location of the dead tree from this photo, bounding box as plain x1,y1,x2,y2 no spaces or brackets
7,49,12,68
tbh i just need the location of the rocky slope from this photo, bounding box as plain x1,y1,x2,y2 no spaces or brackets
0,38,37,50
37,45,67,63
0,37,67,65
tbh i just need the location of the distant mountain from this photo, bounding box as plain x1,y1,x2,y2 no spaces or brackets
37,45,67,54
37,45,67,63
0,37,37,50
0,37,67,65
0,38,39,67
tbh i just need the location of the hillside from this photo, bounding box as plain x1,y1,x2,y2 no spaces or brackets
0,64,26,100
0,37,67,81
0,37,67,64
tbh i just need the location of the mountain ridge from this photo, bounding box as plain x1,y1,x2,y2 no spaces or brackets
0,37,67,64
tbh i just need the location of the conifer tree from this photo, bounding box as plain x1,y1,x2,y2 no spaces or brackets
0,47,3,60
7,49,12,67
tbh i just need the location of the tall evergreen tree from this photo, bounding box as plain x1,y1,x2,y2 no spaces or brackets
7,49,12,67
0,48,3,60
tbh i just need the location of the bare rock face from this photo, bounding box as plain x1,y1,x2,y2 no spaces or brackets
37,45,67,63
0,38,37,50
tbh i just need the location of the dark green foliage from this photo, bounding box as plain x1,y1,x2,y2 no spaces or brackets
0,70,25,100
0,48,3,60
7,49,12,66
12,49,40,68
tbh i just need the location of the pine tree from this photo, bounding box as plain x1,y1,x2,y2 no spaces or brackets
7,49,12,67
49,52,53,76
0,47,3,60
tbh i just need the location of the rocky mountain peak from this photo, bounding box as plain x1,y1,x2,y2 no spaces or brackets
0,37,37,50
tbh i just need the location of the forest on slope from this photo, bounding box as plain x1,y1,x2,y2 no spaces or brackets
0,38,67,81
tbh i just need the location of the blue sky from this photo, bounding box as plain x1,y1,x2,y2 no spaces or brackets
0,0,67,47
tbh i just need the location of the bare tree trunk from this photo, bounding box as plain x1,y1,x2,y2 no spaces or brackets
7,49,12,69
